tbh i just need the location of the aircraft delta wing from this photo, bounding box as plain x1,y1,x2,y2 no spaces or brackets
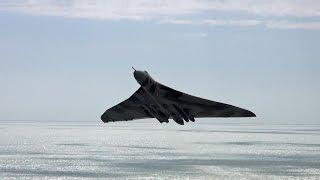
101,69,255,125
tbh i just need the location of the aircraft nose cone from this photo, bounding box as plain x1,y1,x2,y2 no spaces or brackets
134,71,147,85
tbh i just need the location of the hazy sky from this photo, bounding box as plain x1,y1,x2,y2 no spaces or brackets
0,0,319,123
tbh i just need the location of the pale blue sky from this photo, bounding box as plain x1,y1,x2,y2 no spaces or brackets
0,1,319,123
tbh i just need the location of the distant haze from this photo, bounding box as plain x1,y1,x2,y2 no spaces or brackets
0,0,319,123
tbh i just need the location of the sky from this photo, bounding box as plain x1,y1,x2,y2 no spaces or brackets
0,0,319,124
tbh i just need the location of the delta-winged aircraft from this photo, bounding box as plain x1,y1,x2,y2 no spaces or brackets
101,68,255,125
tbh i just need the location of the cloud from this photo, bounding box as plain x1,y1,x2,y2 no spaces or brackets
179,32,207,38
158,19,194,25
201,19,262,27
266,21,320,30
0,0,320,30
161,18,320,30
1,0,320,19
159,19,262,26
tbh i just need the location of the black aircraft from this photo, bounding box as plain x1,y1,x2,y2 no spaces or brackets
101,68,255,125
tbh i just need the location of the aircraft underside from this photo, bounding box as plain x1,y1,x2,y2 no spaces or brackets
101,69,255,125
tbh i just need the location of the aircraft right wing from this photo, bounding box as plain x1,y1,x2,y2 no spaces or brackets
157,83,256,118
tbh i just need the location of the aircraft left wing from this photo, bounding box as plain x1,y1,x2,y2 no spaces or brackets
101,88,152,123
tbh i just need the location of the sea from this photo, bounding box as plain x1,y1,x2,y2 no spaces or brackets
0,120,319,179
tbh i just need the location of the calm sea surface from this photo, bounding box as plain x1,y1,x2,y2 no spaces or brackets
0,120,319,179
